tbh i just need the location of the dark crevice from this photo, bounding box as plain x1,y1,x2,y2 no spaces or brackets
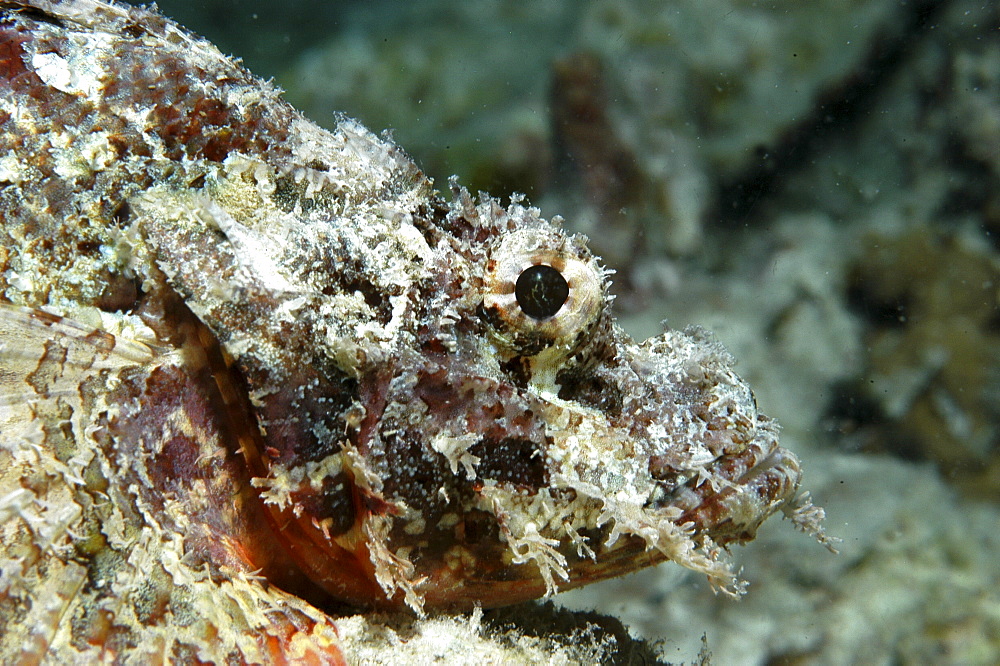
1,5,67,28
845,277,911,329
713,0,952,227
470,436,548,491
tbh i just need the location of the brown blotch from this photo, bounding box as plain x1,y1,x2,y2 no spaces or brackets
500,356,531,388
155,433,203,484
648,455,681,483
122,22,146,40
556,368,623,417
292,471,357,537
69,607,115,651
95,270,143,313
251,365,358,465
0,27,32,83
459,509,501,547
470,437,548,491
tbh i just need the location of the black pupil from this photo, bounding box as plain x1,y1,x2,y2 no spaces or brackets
515,264,569,319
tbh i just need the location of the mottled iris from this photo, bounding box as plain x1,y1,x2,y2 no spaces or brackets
515,264,569,319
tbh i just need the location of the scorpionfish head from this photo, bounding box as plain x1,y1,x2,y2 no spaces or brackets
160,174,809,613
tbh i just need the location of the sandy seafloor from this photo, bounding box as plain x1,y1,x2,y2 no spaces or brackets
129,1,1000,663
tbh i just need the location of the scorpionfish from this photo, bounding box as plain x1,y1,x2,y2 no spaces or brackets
0,0,829,662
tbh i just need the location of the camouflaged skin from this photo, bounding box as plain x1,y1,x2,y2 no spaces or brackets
0,0,831,662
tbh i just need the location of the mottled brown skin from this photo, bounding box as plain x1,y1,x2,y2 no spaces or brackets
0,0,830,662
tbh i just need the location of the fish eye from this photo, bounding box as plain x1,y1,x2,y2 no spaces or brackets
481,229,605,356
515,264,569,319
